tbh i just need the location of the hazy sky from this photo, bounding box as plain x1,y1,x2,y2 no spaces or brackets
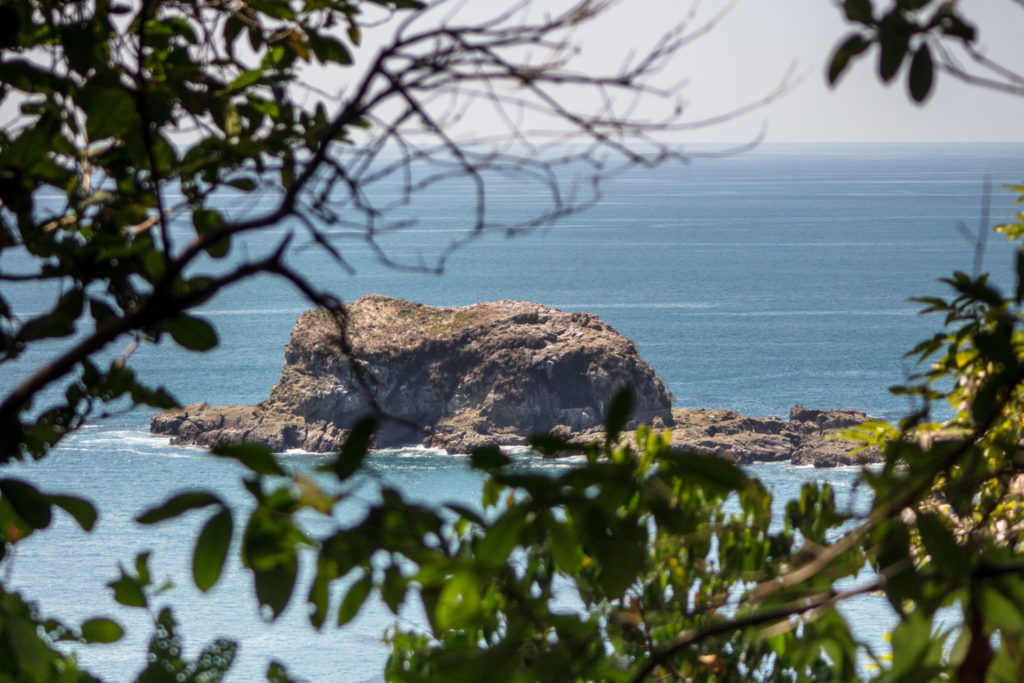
371,0,1024,146
625,0,1024,143
3,0,1020,145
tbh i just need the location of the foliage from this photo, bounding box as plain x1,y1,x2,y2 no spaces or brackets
127,181,1024,678
2,0,1024,680
829,0,1024,102
133,189,1024,682
0,0,761,679
131,197,1024,679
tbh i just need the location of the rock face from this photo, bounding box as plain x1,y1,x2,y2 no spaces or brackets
152,295,674,452
667,405,879,468
150,295,879,466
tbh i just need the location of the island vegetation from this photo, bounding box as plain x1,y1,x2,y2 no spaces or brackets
1,0,1024,681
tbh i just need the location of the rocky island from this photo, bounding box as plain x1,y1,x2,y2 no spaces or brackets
151,295,878,467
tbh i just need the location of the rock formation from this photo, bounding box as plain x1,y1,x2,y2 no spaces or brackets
667,405,878,467
150,295,878,466
152,295,674,452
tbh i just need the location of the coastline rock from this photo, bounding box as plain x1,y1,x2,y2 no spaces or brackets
152,295,674,452
668,407,879,467
150,295,880,466
788,405,867,433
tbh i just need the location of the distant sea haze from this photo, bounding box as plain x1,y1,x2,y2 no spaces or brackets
3,143,1023,680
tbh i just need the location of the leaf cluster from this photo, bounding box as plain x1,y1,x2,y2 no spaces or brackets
842,182,1024,681
130,393,869,681
0,0,408,464
828,0,976,102
4,0,1024,680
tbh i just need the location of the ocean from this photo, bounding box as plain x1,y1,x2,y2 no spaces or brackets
3,143,1023,680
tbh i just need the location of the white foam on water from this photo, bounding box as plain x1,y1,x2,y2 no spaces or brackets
554,301,716,310
374,444,460,457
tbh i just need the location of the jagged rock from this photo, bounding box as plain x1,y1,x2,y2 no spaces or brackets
152,295,674,452
150,295,881,466
668,407,879,467
790,433,879,468
788,405,868,434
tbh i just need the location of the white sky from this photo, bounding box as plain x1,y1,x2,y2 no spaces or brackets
377,0,1024,145
4,0,1020,145
579,0,1024,143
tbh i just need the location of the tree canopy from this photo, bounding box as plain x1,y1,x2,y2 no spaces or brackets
2,0,1024,681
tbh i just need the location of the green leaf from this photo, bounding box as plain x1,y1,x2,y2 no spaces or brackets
5,115,59,174
226,177,259,192
136,491,221,524
878,521,917,611
254,552,298,619
663,450,749,494
978,583,1024,633
908,44,933,102
164,315,219,351
470,445,510,470
45,494,97,531
17,289,84,342
192,209,230,258
381,565,406,615
80,618,124,644
267,660,299,683
191,638,238,680
436,570,482,629
1015,251,1024,303
109,574,148,609
888,610,945,678
84,89,137,141
878,28,908,83
475,510,525,566
843,0,873,23
594,529,644,598
916,513,966,580
338,572,372,626
445,503,484,525
482,479,505,509
528,433,570,456
0,479,52,530
193,508,233,592
228,69,263,93
130,383,178,410
307,562,332,630
971,373,1004,425
548,518,583,573
333,416,375,481
828,34,870,84
249,0,297,20
988,644,1024,683
604,388,634,443
213,443,284,476
974,327,1015,367
307,33,352,65
135,551,153,585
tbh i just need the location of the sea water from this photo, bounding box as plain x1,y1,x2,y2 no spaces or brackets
3,143,1024,680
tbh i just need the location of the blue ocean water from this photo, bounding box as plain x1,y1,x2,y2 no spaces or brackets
3,143,1024,680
